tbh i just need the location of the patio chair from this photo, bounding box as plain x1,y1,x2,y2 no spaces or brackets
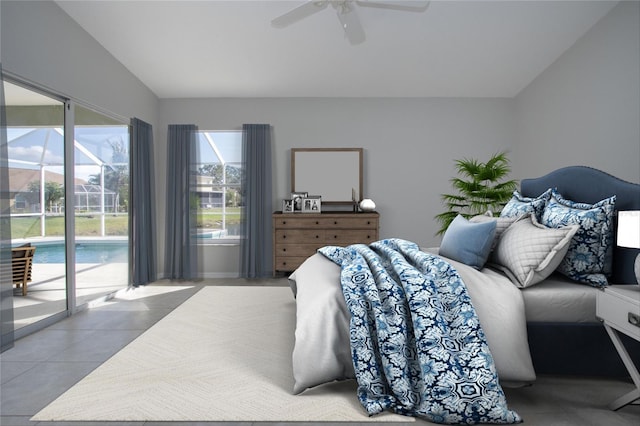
12,244,36,296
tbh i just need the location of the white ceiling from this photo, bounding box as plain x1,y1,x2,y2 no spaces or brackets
55,0,618,99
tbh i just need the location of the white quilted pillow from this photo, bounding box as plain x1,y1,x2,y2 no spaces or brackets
491,214,579,288
470,213,521,249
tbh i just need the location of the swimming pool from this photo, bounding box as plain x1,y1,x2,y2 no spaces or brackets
196,229,228,239
27,241,129,264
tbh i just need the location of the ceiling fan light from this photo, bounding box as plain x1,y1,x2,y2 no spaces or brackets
336,5,366,45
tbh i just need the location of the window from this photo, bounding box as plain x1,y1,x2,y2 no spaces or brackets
194,131,243,243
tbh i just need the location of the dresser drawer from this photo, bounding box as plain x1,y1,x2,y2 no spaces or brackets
274,216,323,229
276,229,377,245
273,256,309,272
275,229,326,243
274,244,318,259
597,286,640,340
317,217,378,229
274,216,377,230
323,230,378,244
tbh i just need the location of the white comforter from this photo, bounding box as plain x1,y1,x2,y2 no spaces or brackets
289,249,536,394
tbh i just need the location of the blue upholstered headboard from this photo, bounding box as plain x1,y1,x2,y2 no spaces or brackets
520,166,640,285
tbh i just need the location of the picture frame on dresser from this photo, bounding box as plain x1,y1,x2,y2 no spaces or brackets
291,192,307,212
302,196,321,213
282,199,294,213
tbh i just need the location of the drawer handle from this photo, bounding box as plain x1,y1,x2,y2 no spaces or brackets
282,235,286,239
315,221,319,225
334,235,338,239
315,235,320,239
630,312,640,328
334,221,338,225
282,248,286,252
282,221,286,225
367,221,371,225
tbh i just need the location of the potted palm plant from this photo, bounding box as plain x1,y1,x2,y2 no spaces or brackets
435,151,517,236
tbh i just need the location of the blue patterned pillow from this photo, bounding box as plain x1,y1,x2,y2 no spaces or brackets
541,189,616,287
440,214,496,270
500,188,553,222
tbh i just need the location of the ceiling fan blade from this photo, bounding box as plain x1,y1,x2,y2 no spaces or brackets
271,1,329,28
356,0,430,12
335,3,366,45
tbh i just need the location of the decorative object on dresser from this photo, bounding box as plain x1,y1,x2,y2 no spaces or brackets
282,199,294,213
272,211,379,275
301,195,322,213
290,191,308,212
617,210,640,285
596,285,640,410
359,198,376,212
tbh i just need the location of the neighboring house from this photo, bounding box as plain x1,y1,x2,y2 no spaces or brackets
195,175,224,208
7,168,114,213
8,168,74,212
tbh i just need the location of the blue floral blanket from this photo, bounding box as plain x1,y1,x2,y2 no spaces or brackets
318,238,521,425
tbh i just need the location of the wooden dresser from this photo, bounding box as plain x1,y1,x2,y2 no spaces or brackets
272,211,379,274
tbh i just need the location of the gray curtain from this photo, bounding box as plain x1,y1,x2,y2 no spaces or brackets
130,118,157,286
164,124,198,280
240,124,273,278
0,66,15,352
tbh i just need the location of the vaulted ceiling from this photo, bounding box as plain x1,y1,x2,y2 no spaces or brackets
55,1,617,98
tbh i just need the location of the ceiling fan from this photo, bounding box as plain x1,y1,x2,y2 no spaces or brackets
271,0,431,45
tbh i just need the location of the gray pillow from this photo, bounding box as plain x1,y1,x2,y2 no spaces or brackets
439,215,496,270
491,214,579,288
470,214,520,249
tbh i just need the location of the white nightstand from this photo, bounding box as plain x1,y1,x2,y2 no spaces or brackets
596,285,640,410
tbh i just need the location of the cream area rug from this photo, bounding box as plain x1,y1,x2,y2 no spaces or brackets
32,286,412,422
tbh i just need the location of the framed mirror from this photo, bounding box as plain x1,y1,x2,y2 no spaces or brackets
291,148,363,205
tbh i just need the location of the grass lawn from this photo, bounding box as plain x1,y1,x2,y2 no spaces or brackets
11,215,129,238
197,208,241,228
10,208,242,239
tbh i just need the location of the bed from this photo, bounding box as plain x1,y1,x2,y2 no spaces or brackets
287,165,640,423
519,166,640,377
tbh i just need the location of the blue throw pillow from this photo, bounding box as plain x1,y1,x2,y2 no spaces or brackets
439,215,497,270
541,189,616,287
500,188,552,222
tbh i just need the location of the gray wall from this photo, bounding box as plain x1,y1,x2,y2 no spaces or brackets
1,0,158,126
513,1,640,183
159,98,515,276
3,1,639,278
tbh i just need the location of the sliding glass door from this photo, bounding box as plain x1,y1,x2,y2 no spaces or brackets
4,79,130,335
73,105,129,306
5,81,69,330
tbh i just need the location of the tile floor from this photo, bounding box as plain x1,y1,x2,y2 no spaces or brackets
13,261,128,331
1,279,639,426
